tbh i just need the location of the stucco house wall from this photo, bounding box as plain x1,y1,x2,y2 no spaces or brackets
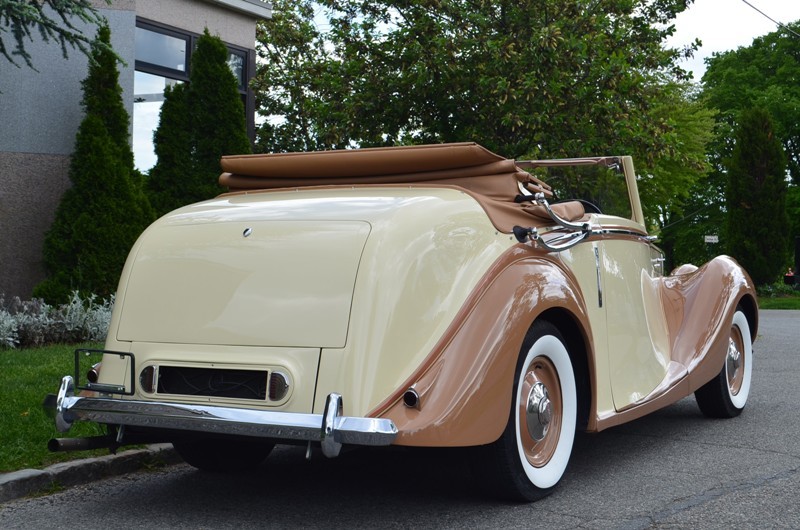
0,0,270,299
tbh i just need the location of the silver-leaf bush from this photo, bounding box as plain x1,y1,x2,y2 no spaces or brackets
0,292,114,349
0,306,18,348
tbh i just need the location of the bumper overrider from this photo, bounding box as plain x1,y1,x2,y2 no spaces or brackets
45,375,398,458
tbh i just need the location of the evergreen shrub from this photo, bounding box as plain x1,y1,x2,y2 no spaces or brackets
726,107,790,286
34,25,154,303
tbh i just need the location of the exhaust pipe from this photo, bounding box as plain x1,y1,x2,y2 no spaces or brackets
47,435,118,453
403,387,421,409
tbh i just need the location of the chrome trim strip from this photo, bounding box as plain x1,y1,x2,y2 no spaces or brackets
594,243,603,308
517,156,621,169
599,228,649,238
51,376,397,455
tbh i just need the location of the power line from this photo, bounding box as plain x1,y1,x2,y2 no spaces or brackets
657,203,717,232
739,0,800,39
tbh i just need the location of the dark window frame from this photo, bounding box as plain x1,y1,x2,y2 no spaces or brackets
135,18,256,142
135,22,190,80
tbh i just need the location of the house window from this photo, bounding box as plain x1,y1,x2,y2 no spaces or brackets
133,20,253,173
228,51,246,89
133,72,183,172
135,26,188,72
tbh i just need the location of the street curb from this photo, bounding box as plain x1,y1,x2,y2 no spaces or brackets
0,444,181,504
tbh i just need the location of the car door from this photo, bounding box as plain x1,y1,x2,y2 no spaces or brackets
599,233,673,411
560,228,675,416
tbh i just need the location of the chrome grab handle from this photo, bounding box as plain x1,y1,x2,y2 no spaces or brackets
513,193,595,252
533,192,591,232
514,226,592,252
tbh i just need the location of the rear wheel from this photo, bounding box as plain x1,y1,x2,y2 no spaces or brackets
476,320,577,502
173,438,274,472
695,310,753,418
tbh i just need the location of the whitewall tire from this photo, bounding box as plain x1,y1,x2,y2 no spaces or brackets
695,309,753,418
474,320,578,502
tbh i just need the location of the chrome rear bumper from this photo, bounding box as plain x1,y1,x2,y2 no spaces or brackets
47,376,397,458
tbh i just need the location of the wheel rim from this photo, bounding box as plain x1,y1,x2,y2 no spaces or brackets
518,356,562,468
726,324,745,396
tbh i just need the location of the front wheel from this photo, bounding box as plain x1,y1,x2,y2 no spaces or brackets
475,320,577,502
173,438,275,472
695,309,753,418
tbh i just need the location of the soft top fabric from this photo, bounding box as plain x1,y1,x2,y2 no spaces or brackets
218,142,585,233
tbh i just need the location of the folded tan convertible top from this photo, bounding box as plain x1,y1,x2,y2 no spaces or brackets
218,142,594,233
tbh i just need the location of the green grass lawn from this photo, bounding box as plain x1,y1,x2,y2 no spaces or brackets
757,281,800,309
0,342,112,472
758,296,800,309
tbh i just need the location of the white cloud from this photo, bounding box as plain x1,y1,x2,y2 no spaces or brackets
668,0,800,80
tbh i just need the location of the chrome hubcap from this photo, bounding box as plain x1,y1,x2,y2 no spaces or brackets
526,382,552,441
727,337,741,385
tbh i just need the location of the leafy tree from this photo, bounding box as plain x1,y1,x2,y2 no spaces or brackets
645,83,716,269
190,30,251,190
80,24,133,167
703,21,800,185
725,108,789,286
788,186,800,260
658,170,726,271
34,25,154,303
148,29,251,216
643,84,715,213
254,0,699,166
254,0,717,239
1,0,110,69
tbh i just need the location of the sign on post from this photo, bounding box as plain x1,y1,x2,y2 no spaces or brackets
704,235,719,244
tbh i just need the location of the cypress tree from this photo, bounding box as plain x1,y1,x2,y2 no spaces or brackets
147,82,193,215
148,29,251,217
190,29,251,193
726,107,789,286
34,25,155,303
81,25,133,167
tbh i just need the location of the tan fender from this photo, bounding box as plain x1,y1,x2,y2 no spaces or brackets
372,246,595,447
663,255,758,392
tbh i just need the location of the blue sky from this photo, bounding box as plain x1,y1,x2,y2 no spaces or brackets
668,0,800,80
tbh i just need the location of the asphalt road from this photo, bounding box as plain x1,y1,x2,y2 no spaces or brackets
2,310,798,529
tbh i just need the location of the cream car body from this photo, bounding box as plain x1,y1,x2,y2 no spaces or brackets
101,187,514,417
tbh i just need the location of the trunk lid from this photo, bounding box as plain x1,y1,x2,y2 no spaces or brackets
117,220,370,348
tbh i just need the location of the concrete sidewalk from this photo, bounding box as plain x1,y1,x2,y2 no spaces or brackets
0,444,181,503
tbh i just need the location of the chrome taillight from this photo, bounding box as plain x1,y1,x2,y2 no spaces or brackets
139,365,157,394
268,371,290,402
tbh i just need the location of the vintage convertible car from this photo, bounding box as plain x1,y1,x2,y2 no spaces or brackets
46,143,757,501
